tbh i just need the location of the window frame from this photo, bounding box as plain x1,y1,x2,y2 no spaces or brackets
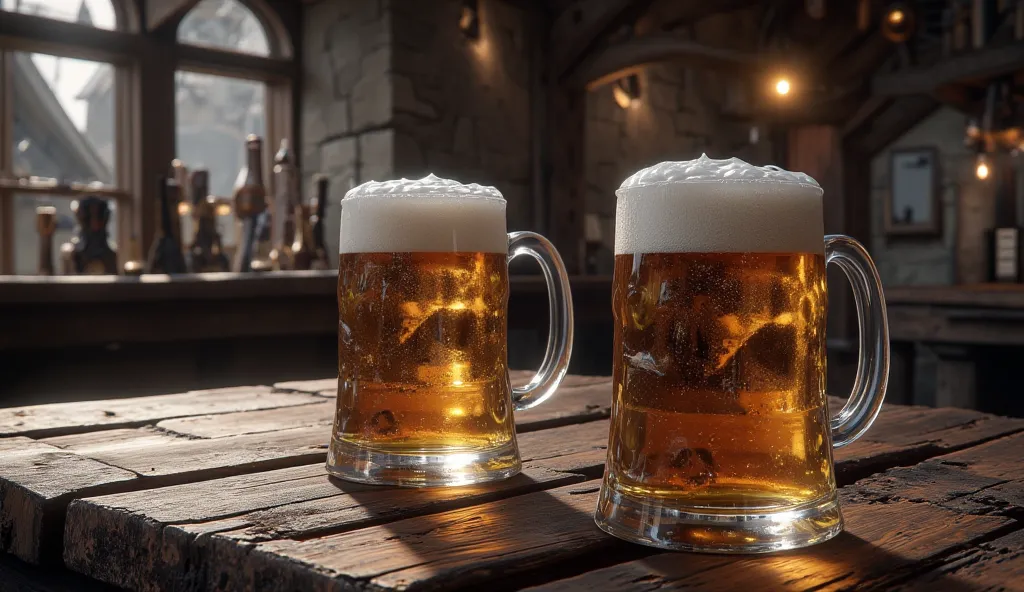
0,0,298,274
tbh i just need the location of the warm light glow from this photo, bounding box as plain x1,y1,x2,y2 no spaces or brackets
613,84,633,109
976,160,990,180
178,202,191,216
887,9,905,24
450,361,468,386
449,407,466,416
215,203,232,216
775,78,791,96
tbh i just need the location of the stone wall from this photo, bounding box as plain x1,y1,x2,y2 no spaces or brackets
583,64,772,256
389,0,533,231
868,108,977,286
302,0,534,254
302,0,394,259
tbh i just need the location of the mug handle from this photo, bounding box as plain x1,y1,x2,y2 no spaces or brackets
507,231,574,411
825,234,890,448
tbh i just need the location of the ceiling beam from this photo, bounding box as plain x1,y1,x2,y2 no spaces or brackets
551,0,656,81
848,94,940,156
873,42,1024,96
569,33,758,89
659,0,761,30
145,0,201,32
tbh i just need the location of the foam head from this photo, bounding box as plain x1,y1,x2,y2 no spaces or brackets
340,174,507,254
615,154,824,255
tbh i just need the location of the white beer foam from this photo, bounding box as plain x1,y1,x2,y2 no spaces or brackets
615,155,824,254
340,174,507,254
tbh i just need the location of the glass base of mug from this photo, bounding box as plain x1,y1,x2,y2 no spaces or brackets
325,437,522,487
594,484,843,554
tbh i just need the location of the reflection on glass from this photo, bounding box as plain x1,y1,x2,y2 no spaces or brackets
177,0,270,56
175,70,265,247
0,0,116,30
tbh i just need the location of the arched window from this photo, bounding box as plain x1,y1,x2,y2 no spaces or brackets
0,0,295,274
177,0,270,57
0,0,118,30
174,0,293,248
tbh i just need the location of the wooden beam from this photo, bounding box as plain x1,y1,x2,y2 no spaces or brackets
550,0,656,80
0,11,143,61
174,44,297,82
851,94,940,156
570,34,758,89
873,42,1024,96
145,0,202,32
659,0,761,30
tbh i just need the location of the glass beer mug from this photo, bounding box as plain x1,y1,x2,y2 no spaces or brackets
595,156,888,553
327,175,573,487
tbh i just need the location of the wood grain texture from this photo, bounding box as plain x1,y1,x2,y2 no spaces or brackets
4,381,612,566
60,402,1024,591
523,500,1012,591
526,432,1024,592
0,386,322,438
895,529,1024,591
63,421,613,592
832,397,1024,483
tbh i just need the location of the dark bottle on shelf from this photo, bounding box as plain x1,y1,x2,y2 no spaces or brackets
36,205,57,276
270,139,298,270
233,134,268,272
310,174,331,270
187,169,230,273
63,196,118,275
147,175,188,274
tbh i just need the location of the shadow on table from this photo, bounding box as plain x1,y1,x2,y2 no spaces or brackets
329,482,995,592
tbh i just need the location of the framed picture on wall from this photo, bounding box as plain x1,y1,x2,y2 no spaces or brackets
886,147,941,236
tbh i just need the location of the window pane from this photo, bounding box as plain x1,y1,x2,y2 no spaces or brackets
177,0,270,56
175,70,265,246
12,194,119,275
11,52,116,184
0,0,116,30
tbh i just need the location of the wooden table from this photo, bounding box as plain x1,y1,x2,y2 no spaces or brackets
0,374,1022,591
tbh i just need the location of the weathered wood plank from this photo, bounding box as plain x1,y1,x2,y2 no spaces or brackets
0,438,138,563
64,421,611,592
895,529,1024,591
207,477,1014,592
526,432,1024,592
832,397,1024,482
3,381,612,565
0,386,322,439
61,402,1024,591
273,372,612,397
156,401,335,438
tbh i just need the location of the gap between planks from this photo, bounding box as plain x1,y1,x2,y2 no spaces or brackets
63,407,1024,592
0,380,615,565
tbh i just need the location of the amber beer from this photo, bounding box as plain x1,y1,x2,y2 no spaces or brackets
590,154,899,553
325,174,571,488
333,250,514,459
607,251,832,508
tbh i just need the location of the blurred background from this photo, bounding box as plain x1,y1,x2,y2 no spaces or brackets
0,0,1022,418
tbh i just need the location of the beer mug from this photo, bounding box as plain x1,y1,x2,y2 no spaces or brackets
595,156,888,553
327,175,573,487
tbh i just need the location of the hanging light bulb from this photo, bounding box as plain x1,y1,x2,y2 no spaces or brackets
976,154,991,180
775,78,791,96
